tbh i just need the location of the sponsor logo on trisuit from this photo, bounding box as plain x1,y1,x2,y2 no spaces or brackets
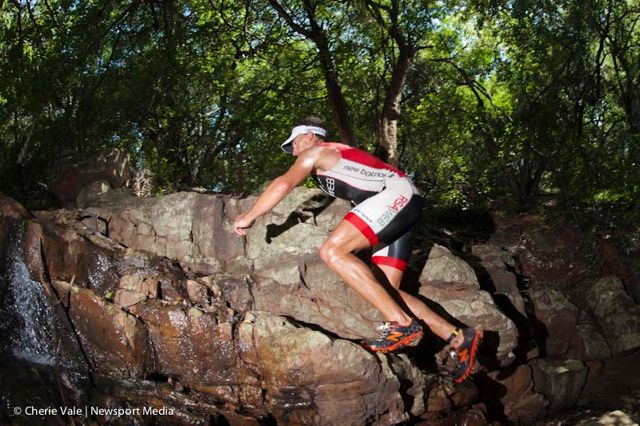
342,164,388,178
377,195,409,227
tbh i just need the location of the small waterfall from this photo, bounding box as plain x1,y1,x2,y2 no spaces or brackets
0,221,56,365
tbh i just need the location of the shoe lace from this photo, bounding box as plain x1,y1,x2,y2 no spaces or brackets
449,350,461,368
376,322,392,337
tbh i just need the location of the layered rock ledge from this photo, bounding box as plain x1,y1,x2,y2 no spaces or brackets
1,188,639,425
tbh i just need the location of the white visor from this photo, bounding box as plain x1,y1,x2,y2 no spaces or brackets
280,125,327,154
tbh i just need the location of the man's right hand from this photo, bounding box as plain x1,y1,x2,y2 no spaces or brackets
233,214,255,236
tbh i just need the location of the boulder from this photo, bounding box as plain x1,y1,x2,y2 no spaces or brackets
244,188,349,272
471,244,526,317
531,287,579,357
485,364,548,423
250,313,412,425
567,312,612,360
137,303,252,387
76,179,111,208
419,244,480,289
532,359,588,413
1,204,431,423
49,149,133,208
598,241,640,305
22,218,188,303
418,286,518,359
491,217,587,287
582,276,640,354
251,258,383,339
0,194,32,220
45,188,349,277
4,188,638,424
418,245,518,359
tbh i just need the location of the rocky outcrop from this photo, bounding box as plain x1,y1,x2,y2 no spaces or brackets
2,188,640,424
1,195,468,424
49,149,133,208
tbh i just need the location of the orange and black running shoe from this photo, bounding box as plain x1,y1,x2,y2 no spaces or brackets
450,328,483,384
364,319,423,353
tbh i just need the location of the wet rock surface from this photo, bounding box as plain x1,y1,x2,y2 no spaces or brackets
2,189,640,424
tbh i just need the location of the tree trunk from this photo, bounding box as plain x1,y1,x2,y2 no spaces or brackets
376,47,413,164
377,116,397,163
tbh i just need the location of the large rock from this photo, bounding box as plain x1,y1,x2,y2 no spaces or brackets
52,281,154,378
598,241,640,305
39,187,350,278
0,194,32,220
419,245,518,359
137,302,257,389
245,188,349,271
471,244,526,317
76,179,112,209
418,286,518,360
249,313,412,425
35,191,243,275
568,312,612,360
484,364,548,423
6,189,639,424
532,359,588,413
49,149,133,208
531,287,579,358
251,258,383,339
37,189,387,341
582,276,640,355
22,218,188,304
0,194,438,423
419,244,480,289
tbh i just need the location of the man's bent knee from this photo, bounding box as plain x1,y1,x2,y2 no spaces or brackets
319,240,346,267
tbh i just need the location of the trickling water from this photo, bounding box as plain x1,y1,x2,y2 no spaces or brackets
88,252,110,289
0,221,56,365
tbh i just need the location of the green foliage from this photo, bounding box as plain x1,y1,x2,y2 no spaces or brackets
0,0,638,210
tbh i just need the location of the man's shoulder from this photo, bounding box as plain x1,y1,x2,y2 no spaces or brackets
310,144,341,171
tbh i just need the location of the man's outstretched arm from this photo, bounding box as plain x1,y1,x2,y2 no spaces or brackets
233,151,317,235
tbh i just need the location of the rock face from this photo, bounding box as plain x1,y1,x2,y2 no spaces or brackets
582,276,640,354
484,364,548,423
532,287,579,358
2,206,438,424
2,189,639,425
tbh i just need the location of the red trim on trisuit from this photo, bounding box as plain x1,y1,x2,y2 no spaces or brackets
345,212,379,246
372,256,407,271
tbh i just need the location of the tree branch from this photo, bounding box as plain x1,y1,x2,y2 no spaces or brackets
267,0,311,38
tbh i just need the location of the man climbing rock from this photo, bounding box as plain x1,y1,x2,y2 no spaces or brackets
234,117,482,383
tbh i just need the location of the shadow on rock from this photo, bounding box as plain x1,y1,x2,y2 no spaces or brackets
266,194,334,243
